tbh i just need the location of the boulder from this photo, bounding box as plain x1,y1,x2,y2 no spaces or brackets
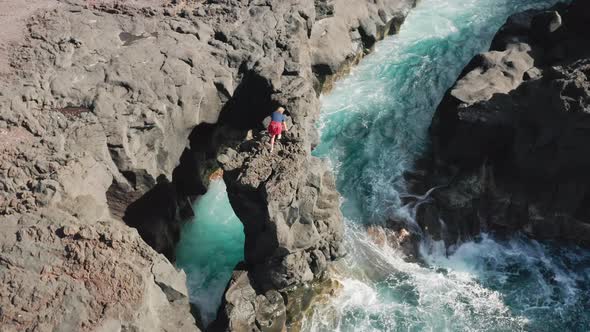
531,11,562,37
423,0,590,246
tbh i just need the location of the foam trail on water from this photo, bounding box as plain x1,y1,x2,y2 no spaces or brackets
310,0,590,331
303,226,531,332
314,0,564,224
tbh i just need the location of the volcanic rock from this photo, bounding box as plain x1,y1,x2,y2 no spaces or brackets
423,0,590,246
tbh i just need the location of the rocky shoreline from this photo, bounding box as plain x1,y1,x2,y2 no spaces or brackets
412,0,590,248
3,0,588,330
0,0,417,331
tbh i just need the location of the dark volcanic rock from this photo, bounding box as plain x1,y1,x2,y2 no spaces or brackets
423,0,590,246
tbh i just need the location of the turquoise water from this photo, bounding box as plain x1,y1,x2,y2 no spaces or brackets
176,179,244,325
307,0,590,331
177,0,590,330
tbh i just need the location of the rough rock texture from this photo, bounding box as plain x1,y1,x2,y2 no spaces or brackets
0,210,197,331
0,0,416,330
0,1,64,77
208,263,287,332
1,0,233,259
311,0,417,92
0,1,216,330
219,141,345,288
417,0,590,246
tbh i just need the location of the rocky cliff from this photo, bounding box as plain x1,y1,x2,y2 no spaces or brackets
415,0,590,247
0,0,416,331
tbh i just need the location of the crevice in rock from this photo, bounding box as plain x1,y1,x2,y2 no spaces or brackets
123,175,182,260
116,67,281,330
218,69,280,130
118,66,278,264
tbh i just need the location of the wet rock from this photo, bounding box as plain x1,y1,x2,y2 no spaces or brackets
210,266,287,332
366,223,420,259
424,0,590,246
310,0,417,93
284,277,343,331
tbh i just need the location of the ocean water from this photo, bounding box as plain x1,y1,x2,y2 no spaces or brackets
176,179,244,326
176,0,590,330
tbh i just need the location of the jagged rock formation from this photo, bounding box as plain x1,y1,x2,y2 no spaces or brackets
0,2,204,331
202,1,416,330
417,0,590,246
0,0,416,330
311,0,414,92
1,217,197,331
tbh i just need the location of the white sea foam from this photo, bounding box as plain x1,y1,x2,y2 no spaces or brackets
310,0,587,331
177,0,588,330
176,180,245,326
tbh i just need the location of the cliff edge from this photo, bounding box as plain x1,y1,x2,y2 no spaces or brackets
417,0,590,247
0,0,417,331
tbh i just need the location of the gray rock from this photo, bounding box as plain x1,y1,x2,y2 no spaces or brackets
152,256,190,302
0,215,199,332
310,0,417,92
210,266,286,332
220,145,344,290
0,0,419,330
450,46,534,105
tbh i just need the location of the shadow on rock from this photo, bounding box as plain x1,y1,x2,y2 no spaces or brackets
123,175,192,261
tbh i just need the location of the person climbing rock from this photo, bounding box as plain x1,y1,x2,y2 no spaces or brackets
268,106,288,152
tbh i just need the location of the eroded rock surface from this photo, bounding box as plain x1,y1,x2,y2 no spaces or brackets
418,0,590,246
204,0,416,330
0,0,416,330
219,143,344,290
0,211,197,331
